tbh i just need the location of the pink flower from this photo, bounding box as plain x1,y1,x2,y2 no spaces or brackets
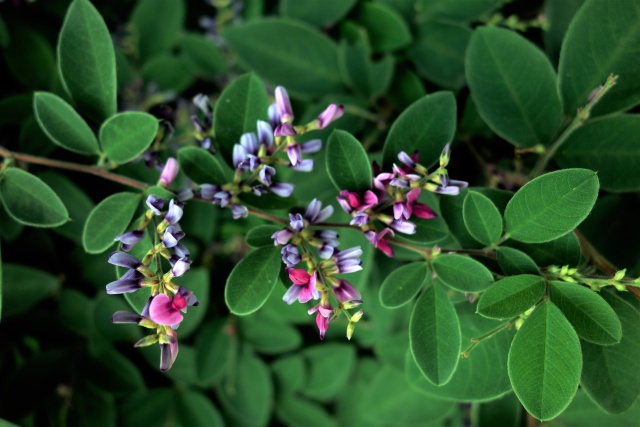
148,294,184,326
406,188,437,219
308,300,333,340
365,228,395,257
316,104,344,129
282,268,320,304
159,157,179,187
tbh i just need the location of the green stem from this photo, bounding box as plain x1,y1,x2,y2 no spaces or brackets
529,74,618,178
0,146,149,190
461,317,516,357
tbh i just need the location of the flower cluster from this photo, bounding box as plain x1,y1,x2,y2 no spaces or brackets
272,199,364,340
186,86,343,219
338,146,468,257
106,160,198,371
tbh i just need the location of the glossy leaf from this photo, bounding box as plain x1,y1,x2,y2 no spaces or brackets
0,168,68,227
140,54,195,93
4,24,55,90
280,0,358,26
130,0,185,63
507,232,582,267
550,281,621,345
466,26,563,148
508,302,582,421
225,246,281,315
419,0,504,22
477,275,546,319
195,320,231,384
246,225,280,248
410,283,461,385
379,262,428,308
180,33,228,78
407,303,514,401
33,92,99,155
504,169,599,243
58,0,117,121
82,192,140,254
326,130,372,193
177,147,227,185
272,355,306,394
212,73,269,165
497,247,540,276
580,292,640,414
382,92,456,169
462,190,503,245
302,344,356,401
556,116,640,192
545,390,640,427
408,21,471,90
2,264,58,317
99,112,158,164
357,3,411,53
276,394,337,427
240,313,302,355
433,254,494,293
559,0,640,116
224,19,343,96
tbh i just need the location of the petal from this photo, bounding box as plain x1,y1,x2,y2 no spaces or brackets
283,285,303,305
149,294,184,326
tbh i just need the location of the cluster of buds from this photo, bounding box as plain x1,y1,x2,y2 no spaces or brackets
271,199,364,340
185,86,343,219
106,160,198,371
191,94,214,153
547,265,633,292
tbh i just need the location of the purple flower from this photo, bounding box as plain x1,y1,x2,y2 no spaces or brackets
308,299,333,340
148,294,184,326
162,225,185,248
159,157,179,187
173,242,190,258
240,132,259,154
316,230,339,249
176,286,200,309
333,279,361,303
305,199,334,224
106,273,144,294
172,258,191,277
199,184,219,200
160,330,179,372
365,228,395,257
164,200,184,225
112,311,145,324
272,228,294,245
301,139,322,154
259,166,276,186
268,103,280,129
390,219,416,234
286,142,302,166
275,86,294,122
290,159,314,172
114,230,145,252
177,188,194,201
333,247,363,274
257,120,274,149
233,144,248,169
289,213,304,231
213,191,231,207
316,104,344,129
434,186,460,196
146,194,165,215
283,269,320,304
350,212,369,227
108,251,142,269
231,204,249,219
398,151,416,169
270,183,294,198
275,122,297,137
281,244,301,266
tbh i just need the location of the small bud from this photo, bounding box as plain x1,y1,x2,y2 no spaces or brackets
346,322,355,340
351,310,364,323
614,269,627,282
275,86,294,122
134,334,160,347
159,158,179,187
439,143,451,167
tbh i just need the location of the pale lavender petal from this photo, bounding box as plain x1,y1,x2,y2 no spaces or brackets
282,285,302,304
270,183,294,198
108,251,141,269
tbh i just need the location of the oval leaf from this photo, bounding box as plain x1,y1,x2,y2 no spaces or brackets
177,147,227,185
497,246,540,276
504,168,599,243
556,116,640,192
326,130,372,192
281,0,358,27
508,302,582,421
224,19,343,96
410,283,461,385
130,0,185,64
212,73,268,165
33,92,99,155
0,168,68,227
433,254,494,293
379,262,428,308
559,0,640,116
181,33,228,78
225,246,281,315
463,190,503,245
99,112,158,164
82,192,140,254
382,91,456,169
549,281,622,345
466,26,563,148
58,0,116,121
357,3,412,53
2,263,58,318
477,274,545,319
246,225,281,248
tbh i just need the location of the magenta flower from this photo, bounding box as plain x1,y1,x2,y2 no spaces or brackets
275,86,294,122
316,104,344,129
406,188,437,219
148,294,184,326
308,299,333,340
282,268,320,304
365,228,395,257
333,279,361,303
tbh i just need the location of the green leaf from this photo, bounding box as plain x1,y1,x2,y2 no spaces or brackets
130,0,185,64
466,26,563,148
175,391,224,427
326,130,372,192
240,313,302,354
99,112,158,164
225,246,281,315
410,283,461,385
212,73,269,165
406,303,515,401
508,302,582,421
580,292,640,414
507,232,582,267
1,264,58,318
357,3,411,53
543,0,586,63
382,92,456,169
301,344,356,402
140,54,195,93
549,281,622,345
497,247,540,276
0,168,68,227
276,394,337,427
379,262,428,308
556,116,640,192
246,225,280,248
408,21,471,90
504,169,599,243
0,244,2,323
462,190,503,245
433,254,494,293
58,0,117,122
545,389,640,427
473,393,522,427
4,24,55,89
224,19,343,96
195,320,231,384
181,33,228,79
477,275,546,319
418,0,504,22
388,67,426,110
172,268,209,339
33,92,99,155
216,352,273,427
559,0,640,116
82,192,140,254
280,0,358,27
272,355,306,394
177,147,227,185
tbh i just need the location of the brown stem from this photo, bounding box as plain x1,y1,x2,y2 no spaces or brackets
0,146,148,190
389,238,497,259
246,208,288,225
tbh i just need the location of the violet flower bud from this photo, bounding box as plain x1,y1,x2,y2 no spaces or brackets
290,159,314,172
333,279,362,303
316,104,344,129
164,200,184,225
177,188,194,201
257,120,274,149
159,157,179,187
259,166,276,186
286,142,303,166
275,122,297,137
199,184,219,200
268,103,280,129
112,311,144,324
305,199,334,224
398,151,416,169
108,251,142,269
281,244,301,266
240,132,259,155
272,228,294,245
231,204,249,219
172,258,191,277
300,139,322,154
114,230,145,252
270,183,294,198
146,194,165,215
275,86,294,122
289,213,304,231
212,191,231,207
